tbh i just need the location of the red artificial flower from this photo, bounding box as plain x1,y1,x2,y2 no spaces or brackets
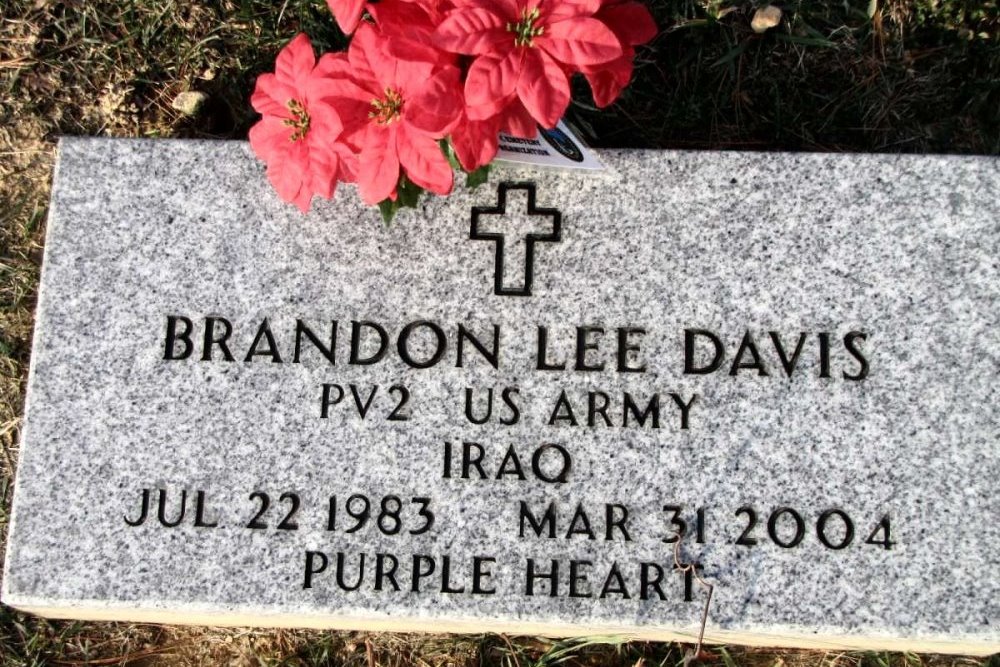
434,0,623,128
248,33,355,212
324,24,463,204
582,0,656,107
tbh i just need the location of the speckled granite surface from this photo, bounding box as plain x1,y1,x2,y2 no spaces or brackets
3,137,998,653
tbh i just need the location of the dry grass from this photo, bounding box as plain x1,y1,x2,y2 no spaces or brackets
0,0,998,664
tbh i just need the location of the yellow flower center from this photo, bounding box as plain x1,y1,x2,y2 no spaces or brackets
369,88,404,125
508,7,544,47
283,99,310,142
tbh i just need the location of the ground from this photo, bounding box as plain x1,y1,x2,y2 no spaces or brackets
0,0,997,665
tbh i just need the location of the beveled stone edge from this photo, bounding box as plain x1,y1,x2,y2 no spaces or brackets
2,597,996,656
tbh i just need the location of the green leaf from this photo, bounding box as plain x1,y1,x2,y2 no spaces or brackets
465,164,490,189
378,198,398,226
397,177,423,208
440,139,462,171
377,176,426,225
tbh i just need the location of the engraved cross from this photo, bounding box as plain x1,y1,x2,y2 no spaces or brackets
470,182,562,297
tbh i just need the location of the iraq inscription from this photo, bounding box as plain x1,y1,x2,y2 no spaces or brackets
3,138,998,655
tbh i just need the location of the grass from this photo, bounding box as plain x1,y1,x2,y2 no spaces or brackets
0,0,998,664
574,0,999,152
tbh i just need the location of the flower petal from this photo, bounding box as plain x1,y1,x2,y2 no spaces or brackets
334,142,360,182
465,97,512,121
348,23,394,88
387,35,450,65
306,98,344,139
450,0,518,19
251,74,296,117
542,0,602,22
369,0,436,32
406,66,463,137
358,124,401,205
370,0,450,63
313,52,354,79
516,48,569,128
275,34,317,88
250,72,292,117
397,124,454,195
499,98,537,137
599,1,658,46
266,144,309,209
390,58,435,95
249,117,292,162
435,8,511,55
326,0,367,34
450,114,500,171
340,98,380,147
307,149,339,200
540,17,622,67
582,53,633,107
465,49,521,114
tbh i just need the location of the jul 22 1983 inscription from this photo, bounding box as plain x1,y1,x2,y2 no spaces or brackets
3,138,998,655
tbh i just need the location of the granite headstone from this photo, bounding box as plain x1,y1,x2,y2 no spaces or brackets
3,137,998,654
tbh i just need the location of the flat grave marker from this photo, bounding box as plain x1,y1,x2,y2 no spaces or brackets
3,137,998,654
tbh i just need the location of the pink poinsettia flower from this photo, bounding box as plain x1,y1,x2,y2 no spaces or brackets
325,23,463,204
582,0,656,107
434,0,623,128
248,34,355,212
